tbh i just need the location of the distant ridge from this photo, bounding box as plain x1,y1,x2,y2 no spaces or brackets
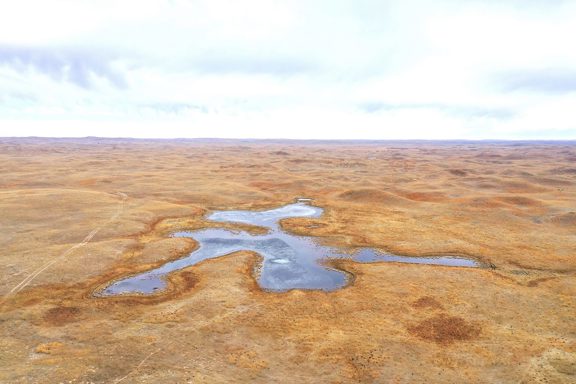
1,137,575,146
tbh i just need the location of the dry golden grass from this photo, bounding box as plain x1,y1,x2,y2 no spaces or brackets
0,138,575,383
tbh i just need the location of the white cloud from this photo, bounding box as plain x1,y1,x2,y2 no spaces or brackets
0,0,575,139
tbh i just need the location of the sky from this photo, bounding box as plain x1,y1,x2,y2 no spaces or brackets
0,0,575,140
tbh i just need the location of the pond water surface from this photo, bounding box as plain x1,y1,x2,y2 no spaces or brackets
99,200,480,296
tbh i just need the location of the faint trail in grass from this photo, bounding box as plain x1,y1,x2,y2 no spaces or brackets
1,192,128,300
113,349,161,384
109,302,255,383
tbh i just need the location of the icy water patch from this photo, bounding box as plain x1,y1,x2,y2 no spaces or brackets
99,200,480,296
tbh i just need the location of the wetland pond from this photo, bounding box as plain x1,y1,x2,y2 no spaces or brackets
99,199,480,296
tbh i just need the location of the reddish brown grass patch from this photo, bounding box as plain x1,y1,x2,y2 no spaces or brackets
408,314,480,344
411,296,444,310
43,306,81,326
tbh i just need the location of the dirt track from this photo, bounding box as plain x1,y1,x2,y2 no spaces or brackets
0,138,574,383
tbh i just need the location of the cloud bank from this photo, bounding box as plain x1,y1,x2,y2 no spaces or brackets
1,0,575,139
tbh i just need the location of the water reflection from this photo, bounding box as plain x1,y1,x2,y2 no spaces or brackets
99,200,480,296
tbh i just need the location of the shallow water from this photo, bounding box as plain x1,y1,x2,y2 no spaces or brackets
99,200,480,296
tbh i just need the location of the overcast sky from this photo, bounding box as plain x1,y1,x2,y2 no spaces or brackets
1,0,575,140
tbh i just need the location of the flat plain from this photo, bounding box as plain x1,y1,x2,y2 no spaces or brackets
0,138,575,383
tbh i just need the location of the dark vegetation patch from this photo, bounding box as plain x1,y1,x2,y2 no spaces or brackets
549,167,576,175
338,189,407,205
168,270,198,291
549,212,576,227
465,197,507,209
408,314,481,344
503,154,528,160
271,151,289,156
495,196,543,207
411,296,444,310
475,183,500,190
529,176,573,186
339,161,367,168
527,276,558,287
43,306,81,326
475,152,503,159
401,191,447,202
448,169,468,176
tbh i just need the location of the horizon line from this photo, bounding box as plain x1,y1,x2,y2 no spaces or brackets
1,136,575,143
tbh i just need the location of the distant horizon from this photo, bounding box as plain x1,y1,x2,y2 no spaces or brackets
2,136,575,144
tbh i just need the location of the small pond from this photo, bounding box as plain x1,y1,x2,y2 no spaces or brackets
99,199,480,296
